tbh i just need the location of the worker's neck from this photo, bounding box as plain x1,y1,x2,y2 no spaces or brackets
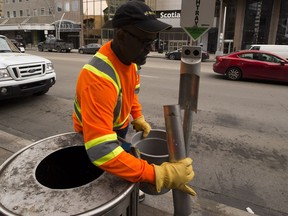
111,40,131,65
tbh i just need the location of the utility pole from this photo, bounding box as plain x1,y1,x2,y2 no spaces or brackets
79,0,84,47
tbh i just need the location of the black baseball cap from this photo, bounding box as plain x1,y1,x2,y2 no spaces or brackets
112,0,172,33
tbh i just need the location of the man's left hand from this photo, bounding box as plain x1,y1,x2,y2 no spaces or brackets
131,116,151,138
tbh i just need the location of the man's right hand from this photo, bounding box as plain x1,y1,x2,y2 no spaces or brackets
153,158,197,196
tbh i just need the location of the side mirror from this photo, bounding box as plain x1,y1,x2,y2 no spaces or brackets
280,60,286,66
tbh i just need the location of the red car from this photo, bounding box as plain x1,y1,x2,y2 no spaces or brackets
213,50,288,82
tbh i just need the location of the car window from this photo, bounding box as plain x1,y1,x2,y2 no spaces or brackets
265,54,283,63
239,53,253,59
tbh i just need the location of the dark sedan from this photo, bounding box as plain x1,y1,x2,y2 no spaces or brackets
213,50,288,82
78,43,102,54
165,48,210,61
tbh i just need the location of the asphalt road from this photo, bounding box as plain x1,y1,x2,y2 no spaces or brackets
0,50,287,216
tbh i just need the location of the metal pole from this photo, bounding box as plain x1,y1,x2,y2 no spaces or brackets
216,0,223,56
163,104,192,216
178,46,201,153
58,13,65,40
79,0,84,46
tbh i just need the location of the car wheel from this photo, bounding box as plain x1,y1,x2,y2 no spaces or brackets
56,46,62,53
79,50,84,54
38,46,43,52
169,54,176,60
226,67,242,80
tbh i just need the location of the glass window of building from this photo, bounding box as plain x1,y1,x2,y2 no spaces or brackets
276,0,288,45
13,11,16,17
26,9,30,16
33,9,37,16
19,10,23,16
242,0,273,49
224,0,237,53
57,2,63,12
6,11,10,18
49,7,53,15
64,2,70,12
40,8,45,16
72,0,79,12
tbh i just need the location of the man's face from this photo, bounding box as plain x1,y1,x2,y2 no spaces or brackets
120,26,158,65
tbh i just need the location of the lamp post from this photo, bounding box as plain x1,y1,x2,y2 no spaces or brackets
57,12,65,40
80,0,84,47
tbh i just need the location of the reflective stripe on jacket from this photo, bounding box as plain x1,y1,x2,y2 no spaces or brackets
74,51,137,130
72,41,155,183
73,41,143,168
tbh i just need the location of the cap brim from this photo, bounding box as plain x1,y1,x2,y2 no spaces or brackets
135,19,172,33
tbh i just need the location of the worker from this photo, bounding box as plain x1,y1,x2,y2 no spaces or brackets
73,0,196,200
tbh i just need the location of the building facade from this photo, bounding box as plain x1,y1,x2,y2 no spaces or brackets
0,0,81,48
0,0,287,53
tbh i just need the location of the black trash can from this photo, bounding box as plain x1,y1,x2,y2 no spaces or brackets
0,132,138,216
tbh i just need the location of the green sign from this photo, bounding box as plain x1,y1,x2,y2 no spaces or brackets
183,27,209,41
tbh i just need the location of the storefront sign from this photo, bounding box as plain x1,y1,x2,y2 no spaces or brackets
156,10,181,19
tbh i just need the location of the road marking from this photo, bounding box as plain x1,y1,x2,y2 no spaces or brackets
141,75,159,78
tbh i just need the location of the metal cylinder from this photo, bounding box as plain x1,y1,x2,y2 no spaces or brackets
131,129,170,195
178,46,202,152
0,132,138,216
163,104,192,216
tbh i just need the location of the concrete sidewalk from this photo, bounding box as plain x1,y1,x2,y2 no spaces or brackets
0,130,255,216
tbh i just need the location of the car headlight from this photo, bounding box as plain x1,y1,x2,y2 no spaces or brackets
0,69,12,80
46,63,54,71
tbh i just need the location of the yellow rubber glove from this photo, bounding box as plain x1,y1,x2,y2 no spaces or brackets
131,116,151,138
154,158,197,196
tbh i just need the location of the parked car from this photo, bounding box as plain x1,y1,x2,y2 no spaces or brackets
10,39,25,53
165,48,210,61
38,37,74,53
213,50,288,82
78,43,102,54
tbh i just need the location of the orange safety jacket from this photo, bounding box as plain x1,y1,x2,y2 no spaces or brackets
73,41,155,184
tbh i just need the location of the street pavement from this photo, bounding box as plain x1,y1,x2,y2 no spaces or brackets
0,50,254,216
0,129,256,216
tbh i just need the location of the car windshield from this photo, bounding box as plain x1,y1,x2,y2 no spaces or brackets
0,37,20,53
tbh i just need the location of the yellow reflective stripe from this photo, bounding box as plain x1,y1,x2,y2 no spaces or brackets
92,146,124,166
74,97,82,125
114,113,130,129
83,64,120,95
95,52,122,90
85,133,117,150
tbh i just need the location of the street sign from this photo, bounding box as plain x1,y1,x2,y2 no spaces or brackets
181,0,216,41
183,27,210,42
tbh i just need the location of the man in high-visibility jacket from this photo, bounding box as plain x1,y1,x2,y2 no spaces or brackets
73,0,196,197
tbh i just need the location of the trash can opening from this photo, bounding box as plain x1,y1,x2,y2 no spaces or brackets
36,146,103,189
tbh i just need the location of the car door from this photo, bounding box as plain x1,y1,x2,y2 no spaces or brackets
237,53,263,78
247,53,287,81
262,54,288,81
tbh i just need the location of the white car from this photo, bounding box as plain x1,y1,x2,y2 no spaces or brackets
0,35,56,100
